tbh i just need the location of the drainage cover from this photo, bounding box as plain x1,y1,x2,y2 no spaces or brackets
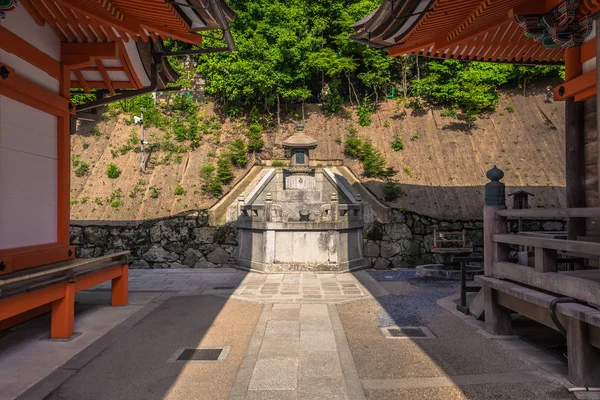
213,286,235,290
389,328,427,338
380,326,435,339
168,346,231,363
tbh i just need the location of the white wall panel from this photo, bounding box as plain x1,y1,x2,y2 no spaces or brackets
0,50,60,94
1,5,60,60
0,95,58,250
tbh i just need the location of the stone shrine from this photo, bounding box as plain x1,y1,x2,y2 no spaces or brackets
235,127,366,272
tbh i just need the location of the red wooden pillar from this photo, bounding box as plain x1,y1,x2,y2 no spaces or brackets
50,282,75,339
111,264,129,306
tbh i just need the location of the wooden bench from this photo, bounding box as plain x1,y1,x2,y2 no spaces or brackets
476,275,600,386
0,252,129,339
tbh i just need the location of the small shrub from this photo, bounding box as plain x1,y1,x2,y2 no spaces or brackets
94,197,104,205
175,155,183,164
111,149,119,159
92,126,101,137
70,199,78,205
74,161,89,177
357,102,375,127
334,136,342,145
410,132,420,141
81,196,89,204
322,92,343,114
149,185,160,198
383,121,390,128
200,164,222,196
246,123,264,152
82,141,89,149
174,184,185,196
441,108,458,118
407,98,424,110
106,163,121,179
507,103,515,113
382,180,403,201
228,138,247,167
216,156,234,184
343,127,363,158
404,167,412,176
361,141,387,178
391,136,404,151
106,188,123,208
271,160,286,167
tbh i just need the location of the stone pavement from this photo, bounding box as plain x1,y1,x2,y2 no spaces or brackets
91,268,371,304
3,269,582,400
228,303,364,400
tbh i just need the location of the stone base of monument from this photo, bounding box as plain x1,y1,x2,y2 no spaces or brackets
236,220,367,273
415,264,483,280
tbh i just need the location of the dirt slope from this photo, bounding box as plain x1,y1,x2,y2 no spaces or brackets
70,84,565,221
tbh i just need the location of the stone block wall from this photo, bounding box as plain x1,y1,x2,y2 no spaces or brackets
362,209,565,270
70,209,565,270
70,212,238,269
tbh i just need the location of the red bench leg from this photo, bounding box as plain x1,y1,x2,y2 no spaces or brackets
111,264,128,306
51,282,75,339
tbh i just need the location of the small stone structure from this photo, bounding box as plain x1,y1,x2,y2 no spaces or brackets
235,130,366,272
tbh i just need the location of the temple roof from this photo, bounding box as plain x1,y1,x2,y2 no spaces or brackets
349,0,598,64
283,132,318,149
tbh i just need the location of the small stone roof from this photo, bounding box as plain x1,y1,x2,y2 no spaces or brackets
282,132,318,148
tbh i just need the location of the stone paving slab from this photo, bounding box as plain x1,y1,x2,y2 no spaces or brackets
89,269,370,304
231,302,360,400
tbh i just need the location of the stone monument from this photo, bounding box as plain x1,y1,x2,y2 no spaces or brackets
235,126,366,273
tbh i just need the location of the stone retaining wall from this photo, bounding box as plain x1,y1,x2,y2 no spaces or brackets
362,209,565,269
70,212,238,269
70,209,565,270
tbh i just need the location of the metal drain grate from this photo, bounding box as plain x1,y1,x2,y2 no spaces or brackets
388,328,427,338
213,286,235,290
380,326,436,339
178,348,223,361
168,346,231,363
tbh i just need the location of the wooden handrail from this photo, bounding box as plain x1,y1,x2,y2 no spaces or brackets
492,262,600,306
493,234,600,256
497,207,600,219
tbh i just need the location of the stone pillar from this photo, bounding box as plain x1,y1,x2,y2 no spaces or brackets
330,193,339,222
355,193,363,219
265,193,273,222
483,166,511,335
237,195,245,218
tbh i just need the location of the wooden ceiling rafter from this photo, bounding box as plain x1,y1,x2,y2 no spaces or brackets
73,69,91,93
94,60,116,94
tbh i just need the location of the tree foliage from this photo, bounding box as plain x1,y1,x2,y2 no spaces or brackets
191,0,387,112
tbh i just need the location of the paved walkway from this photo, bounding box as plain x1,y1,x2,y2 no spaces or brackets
228,303,363,399
2,269,580,400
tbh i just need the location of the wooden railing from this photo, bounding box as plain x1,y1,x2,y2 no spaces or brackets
497,207,600,219
487,208,600,306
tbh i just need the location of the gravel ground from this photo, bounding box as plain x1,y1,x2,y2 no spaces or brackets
369,269,459,327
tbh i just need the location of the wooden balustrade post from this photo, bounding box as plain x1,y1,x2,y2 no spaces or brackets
484,166,508,277
483,166,512,335
534,247,558,273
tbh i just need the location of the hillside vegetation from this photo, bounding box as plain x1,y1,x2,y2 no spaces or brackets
70,83,565,222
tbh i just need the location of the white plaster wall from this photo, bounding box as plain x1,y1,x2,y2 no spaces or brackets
583,20,596,74
2,6,60,60
0,6,61,93
0,50,60,93
0,95,58,250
